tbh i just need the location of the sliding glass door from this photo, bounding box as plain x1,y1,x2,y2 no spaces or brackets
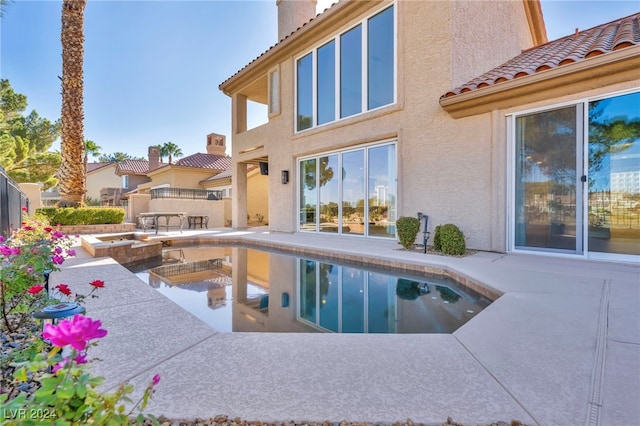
588,92,640,256
515,106,581,253
513,91,640,258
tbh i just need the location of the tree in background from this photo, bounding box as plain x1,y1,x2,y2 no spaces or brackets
160,141,183,164
58,0,87,207
0,79,61,190
97,152,145,162
84,139,101,172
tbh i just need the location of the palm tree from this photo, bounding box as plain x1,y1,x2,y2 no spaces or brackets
58,0,87,207
84,139,102,173
161,141,183,164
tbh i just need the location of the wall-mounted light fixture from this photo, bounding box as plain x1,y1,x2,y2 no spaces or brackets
281,170,289,184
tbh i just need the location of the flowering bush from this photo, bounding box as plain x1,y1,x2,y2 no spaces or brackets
1,211,161,424
1,315,160,425
0,210,76,332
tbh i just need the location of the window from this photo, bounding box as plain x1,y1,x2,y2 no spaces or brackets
296,53,313,131
295,5,395,131
340,25,362,119
122,175,129,189
298,142,396,238
317,41,335,125
511,90,640,258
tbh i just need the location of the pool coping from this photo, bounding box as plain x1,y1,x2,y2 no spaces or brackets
59,228,639,425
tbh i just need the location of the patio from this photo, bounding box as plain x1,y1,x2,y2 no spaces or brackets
50,228,639,425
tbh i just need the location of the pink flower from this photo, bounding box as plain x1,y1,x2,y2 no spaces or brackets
42,315,108,350
22,226,34,231
27,285,44,294
89,279,105,288
55,284,72,296
0,236,4,243
54,247,63,254
51,254,65,265
152,374,161,387
52,352,89,373
44,227,53,233
21,207,28,212
66,249,76,257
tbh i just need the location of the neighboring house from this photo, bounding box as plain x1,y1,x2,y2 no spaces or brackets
201,164,268,226
85,162,119,205
219,0,639,262
127,133,267,227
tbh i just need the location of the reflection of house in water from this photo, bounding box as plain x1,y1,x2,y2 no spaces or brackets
149,258,233,310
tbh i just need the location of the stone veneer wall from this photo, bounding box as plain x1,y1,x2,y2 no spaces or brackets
60,223,136,235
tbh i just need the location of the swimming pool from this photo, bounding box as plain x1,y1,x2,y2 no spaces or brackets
133,245,492,333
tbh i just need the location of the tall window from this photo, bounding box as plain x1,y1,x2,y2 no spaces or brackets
297,53,313,131
295,5,395,131
299,142,396,238
317,41,335,125
340,25,362,119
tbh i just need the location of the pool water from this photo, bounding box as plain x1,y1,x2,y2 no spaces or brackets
133,245,492,333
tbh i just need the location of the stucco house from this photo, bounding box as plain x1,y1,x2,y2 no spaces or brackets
85,162,120,205
127,133,269,227
219,0,639,262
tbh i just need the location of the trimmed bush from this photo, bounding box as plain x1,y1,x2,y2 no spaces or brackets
37,207,125,226
436,223,466,256
396,216,420,250
433,225,442,251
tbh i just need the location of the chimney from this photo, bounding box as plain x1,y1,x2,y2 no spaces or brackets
148,146,160,170
277,0,317,41
206,132,227,156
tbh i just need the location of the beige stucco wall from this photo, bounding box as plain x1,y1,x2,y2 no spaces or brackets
127,193,150,223
247,170,269,225
144,167,215,191
19,183,42,213
86,164,120,202
228,0,535,251
148,199,226,228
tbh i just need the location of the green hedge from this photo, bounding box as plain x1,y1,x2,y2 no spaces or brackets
396,216,420,250
433,223,466,256
36,207,125,226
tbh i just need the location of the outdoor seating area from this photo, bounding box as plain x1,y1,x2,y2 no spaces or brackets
188,215,209,229
137,212,187,234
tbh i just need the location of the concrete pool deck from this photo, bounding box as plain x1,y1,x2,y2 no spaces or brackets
51,228,639,425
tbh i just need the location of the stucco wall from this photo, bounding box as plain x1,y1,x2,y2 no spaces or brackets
19,183,42,213
148,198,226,228
247,170,269,225
86,165,120,202
229,0,536,251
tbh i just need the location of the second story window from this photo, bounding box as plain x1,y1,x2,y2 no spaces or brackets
122,175,129,189
296,5,395,132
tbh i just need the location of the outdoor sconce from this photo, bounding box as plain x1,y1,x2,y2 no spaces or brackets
281,170,289,184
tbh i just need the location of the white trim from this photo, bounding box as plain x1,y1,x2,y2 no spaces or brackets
293,3,397,134
507,88,640,261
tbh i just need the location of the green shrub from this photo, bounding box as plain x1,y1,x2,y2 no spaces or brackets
37,207,125,226
437,223,466,256
433,225,442,251
396,216,420,250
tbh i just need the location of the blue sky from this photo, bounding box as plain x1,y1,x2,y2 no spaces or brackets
1,0,639,160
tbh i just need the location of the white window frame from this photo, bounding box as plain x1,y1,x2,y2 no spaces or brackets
506,87,640,263
294,3,396,133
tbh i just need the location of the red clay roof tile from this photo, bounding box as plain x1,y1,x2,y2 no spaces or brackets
442,13,640,98
174,153,232,170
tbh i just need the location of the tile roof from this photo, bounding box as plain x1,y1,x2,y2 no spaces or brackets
117,159,150,175
86,162,113,173
175,153,232,171
442,13,640,98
